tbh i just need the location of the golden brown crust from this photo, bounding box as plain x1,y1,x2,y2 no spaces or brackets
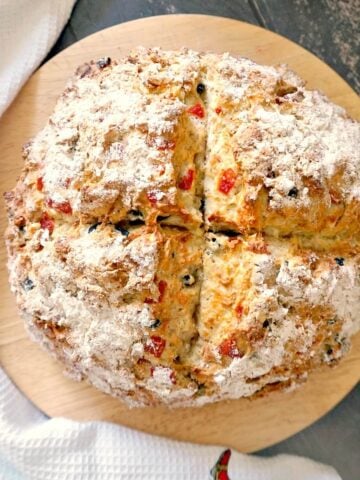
4,48,360,407
203,55,360,238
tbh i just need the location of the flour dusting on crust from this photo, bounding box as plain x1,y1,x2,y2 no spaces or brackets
4,48,360,407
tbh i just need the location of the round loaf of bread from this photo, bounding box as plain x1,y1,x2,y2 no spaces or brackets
5,48,360,407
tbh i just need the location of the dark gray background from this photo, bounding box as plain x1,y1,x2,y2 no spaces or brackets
48,1,360,479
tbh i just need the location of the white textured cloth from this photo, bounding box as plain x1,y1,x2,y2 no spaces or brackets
0,2,343,479
0,0,76,116
0,369,341,480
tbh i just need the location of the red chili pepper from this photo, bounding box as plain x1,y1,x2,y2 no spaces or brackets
40,212,54,234
211,449,231,480
178,169,195,190
218,168,236,194
235,304,243,317
219,338,242,358
47,198,72,214
187,103,205,118
157,140,176,151
144,336,166,358
218,471,230,480
147,191,158,205
215,106,223,115
158,280,167,302
36,177,44,191
218,449,231,466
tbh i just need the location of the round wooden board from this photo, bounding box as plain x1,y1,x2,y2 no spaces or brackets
0,14,359,453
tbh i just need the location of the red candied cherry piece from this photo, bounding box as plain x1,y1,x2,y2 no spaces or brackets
235,304,243,317
219,338,242,358
40,212,54,234
36,177,44,191
47,198,72,214
157,280,167,302
147,191,158,205
178,169,194,190
218,168,236,194
144,336,166,358
187,103,205,118
145,280,167,304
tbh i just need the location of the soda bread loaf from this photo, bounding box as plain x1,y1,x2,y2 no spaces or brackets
5,48,360,407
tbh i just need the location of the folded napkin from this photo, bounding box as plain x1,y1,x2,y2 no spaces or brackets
0,0,76,116
0,369,340,480
0,1,342,479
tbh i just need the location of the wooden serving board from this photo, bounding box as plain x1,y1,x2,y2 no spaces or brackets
0,15,359,453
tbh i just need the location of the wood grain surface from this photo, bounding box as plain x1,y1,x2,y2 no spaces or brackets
1,15,359,455
49,0,360,94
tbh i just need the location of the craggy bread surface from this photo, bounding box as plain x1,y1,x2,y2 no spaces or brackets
5,48,360,406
